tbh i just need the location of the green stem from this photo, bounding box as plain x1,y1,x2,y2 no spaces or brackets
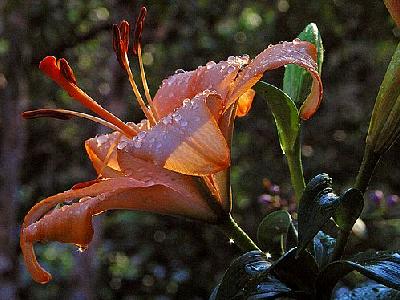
218,214,261,252
355,145,381,194
331,229,350,261
332,146,381,261
285,136,306,203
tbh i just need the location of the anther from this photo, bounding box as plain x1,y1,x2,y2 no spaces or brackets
133,6,146,56
119,21,130,54
112,24,125,69
59,58,77,85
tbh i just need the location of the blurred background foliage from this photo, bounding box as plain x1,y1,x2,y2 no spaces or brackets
1,0,400,299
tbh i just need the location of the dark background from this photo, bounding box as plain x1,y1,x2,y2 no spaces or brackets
1,0,400,299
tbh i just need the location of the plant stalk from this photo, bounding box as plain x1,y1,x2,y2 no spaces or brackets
285,136,306,203
332,146,381,261
218,214,261,252
355,146,381,194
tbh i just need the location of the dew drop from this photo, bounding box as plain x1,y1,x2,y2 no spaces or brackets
173,114,182,122
162,115,172,125
117,141,127,150
206,61,216,69
227,55,236,63
180,120,188,127
77,246,88,253
138,131,146,139
174,68,185,74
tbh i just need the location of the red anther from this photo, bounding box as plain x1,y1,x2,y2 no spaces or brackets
59,58,77,85
112,24,121,55
112,24,126,69
22,109,73,120
133,6,147,55
119,20,130,53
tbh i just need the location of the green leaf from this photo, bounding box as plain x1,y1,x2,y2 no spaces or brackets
335,188,364,232
283,23,324,107
255,81,300,153
214,251,272,299
257,210,297,258
316,250,400,299
297,174,340,253
313,231,336,269
334,283,400,300
269,248,319,295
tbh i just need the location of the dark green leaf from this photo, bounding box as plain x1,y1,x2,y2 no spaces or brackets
317,250,400,299
257,210,298,258
255,81,300,153
313,231,336,269
215,251,272,299
246,278,293,299
335,188,364,232
269,248,319,295
298,174,340,253
334,283,400,300
283,23,324,106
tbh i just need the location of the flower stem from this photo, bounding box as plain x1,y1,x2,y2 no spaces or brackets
332,146,381,261
355,145,381,194
285,136,306,203
218,214,261,252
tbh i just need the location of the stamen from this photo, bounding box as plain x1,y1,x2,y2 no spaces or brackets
112,20,157,125
40,56,138,138
22,109,125,134
134,6,158,121
133,6,146,56
125,61,157,125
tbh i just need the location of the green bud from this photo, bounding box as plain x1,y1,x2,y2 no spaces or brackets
366,41,400,155
356,41,400,193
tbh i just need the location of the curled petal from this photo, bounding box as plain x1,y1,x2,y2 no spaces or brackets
229,40,323,120
21,176,217,284
153,56,249,118
20,177,151,284
85,132,125,177
120,91,230,176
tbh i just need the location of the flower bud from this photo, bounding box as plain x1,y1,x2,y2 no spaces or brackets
366,41,400,155
385,0,400,27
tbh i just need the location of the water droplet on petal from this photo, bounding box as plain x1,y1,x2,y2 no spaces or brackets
174,68,185,74
227,56,236,63
206,61,216,69
180,120,188,127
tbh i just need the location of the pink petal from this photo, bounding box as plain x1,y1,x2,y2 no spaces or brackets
228,40,323,120
117,152,217,216
153,56,249,118
153,70,198,119
121,91,230,176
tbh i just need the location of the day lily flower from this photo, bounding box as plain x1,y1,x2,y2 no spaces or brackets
20,7,322,284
